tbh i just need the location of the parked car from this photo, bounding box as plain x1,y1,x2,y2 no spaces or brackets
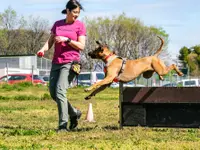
162,82,177,87
0,74,46,85
110,81,145,88
110,82,119,88
177,79,200,87
40,75,49,82
0,75,11,83
76,72,105,86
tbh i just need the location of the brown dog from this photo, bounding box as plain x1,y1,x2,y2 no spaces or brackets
84,36,183,100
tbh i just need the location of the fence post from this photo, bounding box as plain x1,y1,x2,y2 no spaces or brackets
6,63,8,83
32,65,34,84
46,59,48,75
187,64,190,79
119,82,123,129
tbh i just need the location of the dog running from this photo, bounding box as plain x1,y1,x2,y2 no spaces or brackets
84,36,183,100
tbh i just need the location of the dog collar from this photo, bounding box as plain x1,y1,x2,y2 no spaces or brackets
105,55,118,67
104,53,114,62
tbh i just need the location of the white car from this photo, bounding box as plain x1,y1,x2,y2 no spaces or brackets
177,79,200,87
110,81,145,88
77,72,105,86
110,82,119,88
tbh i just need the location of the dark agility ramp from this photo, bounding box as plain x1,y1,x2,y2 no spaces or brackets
119,83,200,128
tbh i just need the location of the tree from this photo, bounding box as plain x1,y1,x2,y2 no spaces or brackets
178,45,200,76
178,46,191,68
193,45,200,66
0,6,22,55
22,16,50,55
82,13,169,71
0,7,50,57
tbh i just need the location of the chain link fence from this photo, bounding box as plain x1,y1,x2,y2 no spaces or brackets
92,61,194,87
1,55,197,87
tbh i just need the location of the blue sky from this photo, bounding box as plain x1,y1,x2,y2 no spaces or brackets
0,0,199,59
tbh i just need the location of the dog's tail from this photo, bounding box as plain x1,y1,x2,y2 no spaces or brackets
154,36,164,57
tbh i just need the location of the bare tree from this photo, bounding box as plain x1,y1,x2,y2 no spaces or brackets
0,6,23,55
82,13,170,71
23,16,50,54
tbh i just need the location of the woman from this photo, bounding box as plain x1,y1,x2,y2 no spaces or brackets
37,0,86,132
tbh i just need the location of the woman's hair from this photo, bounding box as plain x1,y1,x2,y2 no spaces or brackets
61,0,84,14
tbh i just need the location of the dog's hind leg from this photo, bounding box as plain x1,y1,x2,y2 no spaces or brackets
172,64,184,76
154,64,183,79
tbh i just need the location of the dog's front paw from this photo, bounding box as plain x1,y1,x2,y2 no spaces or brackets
85,95,91,100
178,71,184,76
84,87,92,92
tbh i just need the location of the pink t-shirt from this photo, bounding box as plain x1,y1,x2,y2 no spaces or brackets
51,19,86,64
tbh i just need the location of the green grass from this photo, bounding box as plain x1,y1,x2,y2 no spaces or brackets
0,83,200,150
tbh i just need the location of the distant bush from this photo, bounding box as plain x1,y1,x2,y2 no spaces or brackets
11,129,43,136
1,84,16,91
17,82,33,88
0,94,52,101
41,93,51,100
35,83,45,88
0,82,47,91
13,95,40,101
1,82,33,91
0,95,10,100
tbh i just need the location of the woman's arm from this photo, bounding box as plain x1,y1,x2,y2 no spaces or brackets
68,36,86,51
37,34,55,56
55,35,86,51
40,34,55,52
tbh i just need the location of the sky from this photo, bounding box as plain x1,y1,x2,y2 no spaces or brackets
0,0,199,59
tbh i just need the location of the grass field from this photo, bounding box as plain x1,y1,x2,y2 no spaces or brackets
0,83,200,150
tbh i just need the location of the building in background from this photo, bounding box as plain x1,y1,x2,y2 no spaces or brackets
0,55,51,77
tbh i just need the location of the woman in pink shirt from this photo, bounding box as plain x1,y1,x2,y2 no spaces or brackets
37,0,86,132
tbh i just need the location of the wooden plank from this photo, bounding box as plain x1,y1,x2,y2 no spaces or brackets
120,86,200,128
123,87,200,103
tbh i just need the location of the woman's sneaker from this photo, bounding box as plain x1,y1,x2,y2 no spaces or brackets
69,110,82,130
57,123,68,133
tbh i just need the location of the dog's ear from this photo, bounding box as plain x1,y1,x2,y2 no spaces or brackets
105,43,109,48
96,41,101,45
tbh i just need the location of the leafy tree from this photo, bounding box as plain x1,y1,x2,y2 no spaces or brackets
82,13,169,71
187,53,198,76
193,45,200,55
22,16,50,55
178,46,191,68
0,6,19,55
178,45,200,76
193,45,200,66
0,7,50,56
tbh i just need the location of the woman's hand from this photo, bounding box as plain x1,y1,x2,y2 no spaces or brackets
55,36,68,43
37,50,44,57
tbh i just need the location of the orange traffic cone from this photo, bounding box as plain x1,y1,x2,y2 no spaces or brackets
85,103,95,122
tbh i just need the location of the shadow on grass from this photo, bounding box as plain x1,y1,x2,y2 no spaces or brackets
103,125,120,130
73,127,95,132
0,125,19,130
0,125,51,130
1,125,121,134
73,125,120,132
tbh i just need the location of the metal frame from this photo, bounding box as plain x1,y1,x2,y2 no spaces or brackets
119,82,123,129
